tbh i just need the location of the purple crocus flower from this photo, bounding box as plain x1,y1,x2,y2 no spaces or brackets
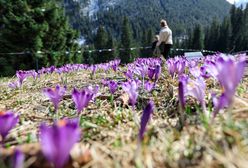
40,119,80,168
112,64,118,71
43,85,66,112
178,80,186,110
190,66,201,78
72,88,94,113
136,64,148,79
56,68,63,74
101,78,109,87
0,111,19,141
185,78,206,105
179,74,189,82
86,85,99,95
135,64,148,87
49,66,56,74
122,80,139,107
144,81,154,92
100,64,109,71
167,58,186,77
216,57,246,100
176,59,186,75
190,65,210,79
16,71,29,86
188,60,198,68
89,65,97,76
200,66,211,79
184,77,208,115
134,78,142,87
167,59,176,77
30,70,38,80
154,64,161,82
148,67,155,80
8,81,21,89
108,80,118,94
203,61,219,79
212,57,246,118
12,149,25,168
212,93,231,118
86,85,100,101
124,70,133,79
138,101,154,141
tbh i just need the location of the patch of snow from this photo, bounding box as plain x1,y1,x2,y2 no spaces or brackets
81,0,119,17
81,0,99,17
76,36,86,46
88,0,100,17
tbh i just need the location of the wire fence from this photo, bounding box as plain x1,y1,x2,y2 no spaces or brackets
0,47,218,55
0,46,246,73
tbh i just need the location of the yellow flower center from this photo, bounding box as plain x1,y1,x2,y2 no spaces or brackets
0,111,6,116
57,120,67,127
221,85,225,93
188,82,195,88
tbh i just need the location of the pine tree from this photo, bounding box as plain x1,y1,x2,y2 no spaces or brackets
94,26,108,50
0,0,78,75
42,2,79,67
242,4,248,51
230,5,244,51
120,16,134,64
140,28,154,58
192,24,204,50
140,30,148,58
208,18,220,51
141,30,147,46
83,45,95,64
218,17,231,52
230,5,237,51
106,33,116,61
187,30,194,49
146,29,153,46
235,7,244,51
94,26,108,63
204,27,210,50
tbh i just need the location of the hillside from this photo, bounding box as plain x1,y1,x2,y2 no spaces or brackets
0,55,248,167
64,0,231,43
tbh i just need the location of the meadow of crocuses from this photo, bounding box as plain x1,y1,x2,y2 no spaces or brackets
0,54,248,168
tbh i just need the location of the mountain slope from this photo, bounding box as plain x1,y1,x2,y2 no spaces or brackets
64,0,231,43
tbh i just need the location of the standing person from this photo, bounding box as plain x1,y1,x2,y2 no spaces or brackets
156,19,173,59
151,35,160,57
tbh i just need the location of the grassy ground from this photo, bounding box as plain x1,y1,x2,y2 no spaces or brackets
0,65,248,168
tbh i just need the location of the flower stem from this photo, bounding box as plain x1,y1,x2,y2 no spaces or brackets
134,139,142,160
201,102,209,118
110,94,114,107
179,103,185,129
79,112,84,126
131,106,139,127
227,101,234,125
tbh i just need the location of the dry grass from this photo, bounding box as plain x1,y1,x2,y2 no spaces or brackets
0,66,248,168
